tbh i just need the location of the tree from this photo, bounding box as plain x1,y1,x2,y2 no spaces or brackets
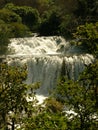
0,0,12,8
79,60,98,107
0,63,39,130
22,98,67,130
39,9,61,35
73,0,98,25
5,3,40,31
9,22,31,38
0,8,22,23
56,61,98,129
55,0,78,14
75,0,98,17
0,7,32,38
0,20,10,54
73,22,98,56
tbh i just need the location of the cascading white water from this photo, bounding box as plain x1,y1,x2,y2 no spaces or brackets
7,36,94,99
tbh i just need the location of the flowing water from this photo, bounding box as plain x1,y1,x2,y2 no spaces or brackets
6,36,94,102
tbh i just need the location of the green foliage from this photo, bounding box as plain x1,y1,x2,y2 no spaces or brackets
39,9,61,35
75,0,98,17
55,0,78,14
45,98,64,113
0,63,39,130
73,0,98,28
0,61,97,130
22,100,67,130
0,0,12,8
32,0,51,14
5,3,40,31
0,20,10,54
59,14,74,38
56,61,98,130
23,112,67,130
0,8,22,23
0,7,28,38
0,0,98,37
73,22,98,56
79,60,98,107
9,22,31,38
0,8,31,54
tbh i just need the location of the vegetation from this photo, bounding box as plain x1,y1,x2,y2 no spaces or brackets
0,63,39,130
9,22,30,38
0,0,98,36
0,0,98,53
0,20,10,54
56,60,98,130
0,0,98,129
0,8,21,23
1,61,97,130
22,99,67,130
5,3,40,31
39,9,61,35
73,22,98,56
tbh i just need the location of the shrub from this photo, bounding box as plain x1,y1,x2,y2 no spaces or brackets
10,22,31,38
0,20,10,54
39,10,61,35
5,3,40,31
0,9,22,23
73,22,98,56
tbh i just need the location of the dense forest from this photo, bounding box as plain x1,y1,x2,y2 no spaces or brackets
0,0,98,53
0,0,98,130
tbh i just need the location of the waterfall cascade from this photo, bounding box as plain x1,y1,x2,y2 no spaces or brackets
7,36,94,97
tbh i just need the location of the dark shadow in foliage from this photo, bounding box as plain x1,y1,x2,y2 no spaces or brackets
39,10,61,36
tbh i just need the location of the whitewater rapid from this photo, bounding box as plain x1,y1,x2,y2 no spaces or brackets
6,36,94,102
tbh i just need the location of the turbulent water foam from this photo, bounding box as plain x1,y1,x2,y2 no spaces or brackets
7,36,94,98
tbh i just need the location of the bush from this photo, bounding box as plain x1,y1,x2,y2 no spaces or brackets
59,14,74,38
56,60,98,129
73,22,98,56
0,9,22,23
5,3,40,31
0,20,10,54
39,10,61,36
10,22,31,38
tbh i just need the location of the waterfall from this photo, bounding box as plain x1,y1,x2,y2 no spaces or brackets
7,36,94,97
